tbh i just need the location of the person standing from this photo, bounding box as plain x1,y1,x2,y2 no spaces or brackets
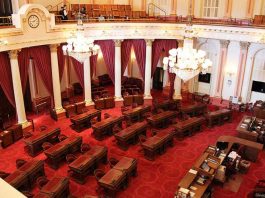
63,5,68,20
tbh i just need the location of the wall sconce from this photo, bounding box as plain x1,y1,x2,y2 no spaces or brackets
0,39,8,45
225,66,236,77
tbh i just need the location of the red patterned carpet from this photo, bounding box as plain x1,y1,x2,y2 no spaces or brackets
0,97,264,197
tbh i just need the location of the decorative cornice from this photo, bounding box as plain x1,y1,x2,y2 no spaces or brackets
49,44,59,52
240,42,250,50
8,50,20,59
220,40,230,48
145,39,154,46
114,39,123,47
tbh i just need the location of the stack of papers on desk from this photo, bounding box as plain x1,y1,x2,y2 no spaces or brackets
189,169,198,174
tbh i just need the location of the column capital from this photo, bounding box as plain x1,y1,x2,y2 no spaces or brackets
49,44,59,52
114,39,123,47
145,39,154,46
220,40,230,48
8,50,20,59
240,42,250,51
178,40,184,47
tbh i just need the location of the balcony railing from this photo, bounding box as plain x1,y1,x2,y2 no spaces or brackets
0,16,13,27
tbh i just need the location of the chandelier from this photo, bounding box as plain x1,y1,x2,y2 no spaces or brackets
163,45,212,82
62,19,100,63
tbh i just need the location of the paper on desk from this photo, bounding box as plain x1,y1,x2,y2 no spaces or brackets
189,169,198,174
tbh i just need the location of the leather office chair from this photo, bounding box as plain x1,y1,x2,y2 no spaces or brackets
94,169,105,182
132,102,138,109
81,143,91,154
0,171,10,179
39,125,47,131
36,176,49,189
23,132,33,139
58,134,68,142
42,142,53,151
104,113,111,119
113,124,121,134
16,159,27,169
108,157,119,168
66,154,77,164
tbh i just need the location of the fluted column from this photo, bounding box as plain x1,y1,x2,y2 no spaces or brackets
9,50,27,124
224,0,233,18
234,42,250,97
11,0,20,13
144,39,153,99
114,39,123,101
50,44,64,112
246,0,255,18
173,76,182,99
83,58,94,106
215,40,230,97
170,0,177,15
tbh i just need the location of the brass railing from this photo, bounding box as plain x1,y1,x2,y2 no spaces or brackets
0,16,12,26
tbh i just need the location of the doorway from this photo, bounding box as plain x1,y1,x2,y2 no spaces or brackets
152,67,164,90
24,79,32,112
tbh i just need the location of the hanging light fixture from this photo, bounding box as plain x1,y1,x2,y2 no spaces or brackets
163,46,212,82
62,1,99,63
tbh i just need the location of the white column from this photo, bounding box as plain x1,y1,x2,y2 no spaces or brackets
144,39,153,99
83,58,94,106
173,76,182,99
9,50,27,124
50,44,64,112
114,39,123,101
28,58,37,100
11,0,20,14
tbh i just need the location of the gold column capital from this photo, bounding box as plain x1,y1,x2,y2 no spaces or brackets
240,42,250,51
220,40,230,48
49,44,59,52
8,49,20,59
114,39,123,47
145,39,154,46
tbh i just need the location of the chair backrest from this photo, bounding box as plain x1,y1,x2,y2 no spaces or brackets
42,142,53,151
36,176,49,189
66,154,77,164
139,135,147,145
16,159,27,169
108,157,119,168
94,169,105,181
81,143,91,153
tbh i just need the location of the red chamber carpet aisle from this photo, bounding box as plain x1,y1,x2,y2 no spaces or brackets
0,93,264,197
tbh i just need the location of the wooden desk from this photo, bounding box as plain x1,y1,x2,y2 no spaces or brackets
5,160,45,191
217,135,263,162
147,111,176,128
7,124,23,142
99,169,127,196
141,136,164,161
40,177,70,198
113,157,137,177
205,109,232,128
153,99,180,111
69,155,96,184
44,136,82,169
85,145,108,165
19,159,45,187
236,116,261,142
23,128,61,156
180,103,207,117
4,170,28,191
70,109,101,132
172,117,204,137
122,105,151,122
193,92,207,103
114,121,148,150
92,116,124,140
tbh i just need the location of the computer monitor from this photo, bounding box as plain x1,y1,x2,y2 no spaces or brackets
216,141,229,151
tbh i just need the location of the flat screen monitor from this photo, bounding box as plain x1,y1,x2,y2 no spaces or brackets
216,141,229,151
198,73,211,83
